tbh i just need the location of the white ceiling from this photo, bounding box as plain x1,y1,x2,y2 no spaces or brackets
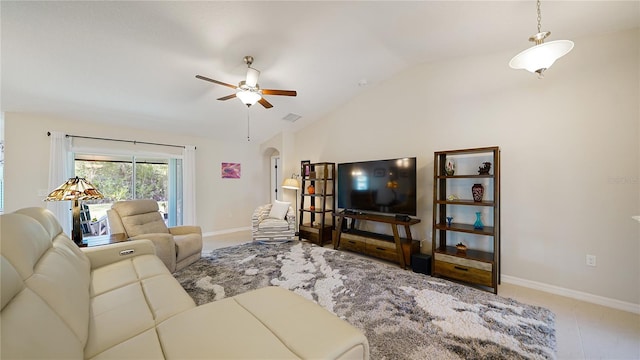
2,1,638,143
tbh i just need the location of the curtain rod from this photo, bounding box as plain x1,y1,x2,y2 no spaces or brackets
47,132,193,149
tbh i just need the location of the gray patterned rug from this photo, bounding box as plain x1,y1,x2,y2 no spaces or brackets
174,241,556,360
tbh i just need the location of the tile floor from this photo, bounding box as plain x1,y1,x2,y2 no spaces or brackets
203,231,640,360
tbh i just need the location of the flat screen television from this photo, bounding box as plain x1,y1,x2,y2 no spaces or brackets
338,157,417,216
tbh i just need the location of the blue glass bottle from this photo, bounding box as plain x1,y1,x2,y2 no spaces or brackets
473,212,484,230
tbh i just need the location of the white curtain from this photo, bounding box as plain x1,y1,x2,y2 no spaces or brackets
47,131,72,235
182,145,197,225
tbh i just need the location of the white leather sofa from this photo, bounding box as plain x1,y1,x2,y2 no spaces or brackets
1,207,370,359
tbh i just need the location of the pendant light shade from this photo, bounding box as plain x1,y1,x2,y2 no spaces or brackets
509,39,574,75
509,0,574,78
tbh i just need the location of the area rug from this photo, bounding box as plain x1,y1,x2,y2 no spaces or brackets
174,241,556,360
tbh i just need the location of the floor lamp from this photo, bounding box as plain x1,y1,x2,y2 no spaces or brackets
45,176,104,246
282,175,300,236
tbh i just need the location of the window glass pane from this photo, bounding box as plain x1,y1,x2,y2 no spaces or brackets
75,154,133,202
75,153,181,235
75,155,133,237
135,157,168,221
168,159,183,226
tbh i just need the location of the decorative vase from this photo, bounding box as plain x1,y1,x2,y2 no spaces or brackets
444,158,455,176
474,212,484,229
308,184,315,194
446,216,453,227
471,183,484,202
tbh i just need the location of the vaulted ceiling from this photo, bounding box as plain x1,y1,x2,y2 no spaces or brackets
2,1,638,142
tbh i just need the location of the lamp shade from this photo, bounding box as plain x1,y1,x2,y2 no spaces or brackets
236,90,261,106
245,67,260,88
509,39,574,74
45,177,103,246
282,178,300,190
45,177,104,201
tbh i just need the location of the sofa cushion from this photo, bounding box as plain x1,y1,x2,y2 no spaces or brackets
89,329,166,360
0,270,85,359
119,213,169,237
258,218,290,231
86,254,195,358
157,286,369,359
112,200,169,237
233,286,369,359
1,211,91,358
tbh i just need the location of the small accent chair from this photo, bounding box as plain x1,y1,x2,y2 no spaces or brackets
252,201,296,243
107,199,202,272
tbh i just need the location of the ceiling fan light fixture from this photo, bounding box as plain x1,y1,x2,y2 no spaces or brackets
246,67,260,88
509,0,574,78
236,89,261,106
195,55,296,111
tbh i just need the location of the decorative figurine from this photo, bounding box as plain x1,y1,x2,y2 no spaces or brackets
478,162,491,175
445,158,455,176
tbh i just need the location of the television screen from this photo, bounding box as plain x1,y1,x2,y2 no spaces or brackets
338,157,417,216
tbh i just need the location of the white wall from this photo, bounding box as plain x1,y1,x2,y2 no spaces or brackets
4,113,264,233
292,28,640,306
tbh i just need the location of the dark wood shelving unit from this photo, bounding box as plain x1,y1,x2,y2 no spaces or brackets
431,146,500,294
298,162,335,245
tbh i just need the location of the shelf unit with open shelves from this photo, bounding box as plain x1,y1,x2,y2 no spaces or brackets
431,146,500,293
298,162,335,245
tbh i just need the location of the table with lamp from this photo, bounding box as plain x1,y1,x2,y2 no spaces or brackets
44,176,125,247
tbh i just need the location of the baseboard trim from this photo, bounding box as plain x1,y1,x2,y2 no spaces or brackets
502,275,640,314
202,226,250,238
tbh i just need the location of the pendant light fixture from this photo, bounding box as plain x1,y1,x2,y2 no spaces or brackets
509,0,574,78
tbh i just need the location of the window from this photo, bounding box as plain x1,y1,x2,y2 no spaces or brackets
0,115,4,213
74,153,183,237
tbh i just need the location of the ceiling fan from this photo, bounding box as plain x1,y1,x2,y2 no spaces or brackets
196,55,297,108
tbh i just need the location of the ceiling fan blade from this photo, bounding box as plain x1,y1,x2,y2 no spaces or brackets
258,97,273,109
195,75,238,89
245,67,260,88
217,93,237,101
261,89,297,97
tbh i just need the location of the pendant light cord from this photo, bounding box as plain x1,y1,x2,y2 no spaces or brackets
536,0,542,34
247,106,251,142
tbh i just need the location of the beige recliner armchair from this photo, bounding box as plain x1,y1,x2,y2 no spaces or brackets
107,199,202,272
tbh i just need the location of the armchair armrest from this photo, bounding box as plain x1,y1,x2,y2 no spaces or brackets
286,207,296,227
130,233,176,272
169,225,202,236
82,239,156,270
252,205,271,228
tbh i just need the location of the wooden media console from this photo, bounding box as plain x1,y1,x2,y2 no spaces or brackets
333,211,420,269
